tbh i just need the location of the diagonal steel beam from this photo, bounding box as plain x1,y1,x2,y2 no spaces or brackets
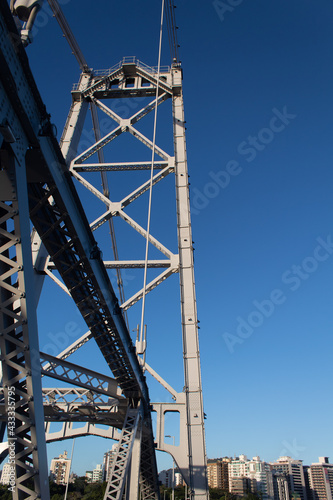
104,406,141,500
121,267,177,311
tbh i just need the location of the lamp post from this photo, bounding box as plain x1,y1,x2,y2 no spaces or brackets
165,435,175,500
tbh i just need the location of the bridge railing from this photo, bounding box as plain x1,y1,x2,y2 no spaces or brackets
72,56,170,90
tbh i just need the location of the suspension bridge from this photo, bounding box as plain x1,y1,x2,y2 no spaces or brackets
0,1,209,498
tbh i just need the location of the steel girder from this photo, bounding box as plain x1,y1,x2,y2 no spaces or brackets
27,178,146,400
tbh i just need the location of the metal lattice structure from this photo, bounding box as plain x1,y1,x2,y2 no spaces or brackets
0,1,209,498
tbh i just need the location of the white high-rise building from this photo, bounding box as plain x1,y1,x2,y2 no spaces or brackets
50,451,71,485
0,462,13,485
92,464,103,483
229,454,248,478
248,456,274,500
175,472,183,487
229,455,274,500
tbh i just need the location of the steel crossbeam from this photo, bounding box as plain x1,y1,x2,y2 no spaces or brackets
42,330,92,362
45,421,120,442
42,387,120,407
73,161,169,172
40,352,121,398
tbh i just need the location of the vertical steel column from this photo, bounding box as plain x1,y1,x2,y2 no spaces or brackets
172,64,209,499
59,72,91,163
0,149,50,500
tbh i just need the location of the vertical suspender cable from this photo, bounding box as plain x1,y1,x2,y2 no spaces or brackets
165,0,180,63
164,0,174,62
139,0,165,345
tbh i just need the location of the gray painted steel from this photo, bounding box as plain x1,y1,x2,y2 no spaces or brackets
0,1,209,497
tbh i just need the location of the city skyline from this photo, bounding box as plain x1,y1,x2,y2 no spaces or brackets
2,450,330,488
206,455,333,500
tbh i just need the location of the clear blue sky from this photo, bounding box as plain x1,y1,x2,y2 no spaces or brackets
21,0,333,475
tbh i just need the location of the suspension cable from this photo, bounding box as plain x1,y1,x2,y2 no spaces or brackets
164,1,174,62
164,0,179,63
139,0,165,345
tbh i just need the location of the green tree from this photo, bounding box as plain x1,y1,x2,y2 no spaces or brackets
82,481,107,499
209,487,228,499
67,492,83,499
71,476,87,494
51,494,64,500
0,485,12,500
49,480,65,497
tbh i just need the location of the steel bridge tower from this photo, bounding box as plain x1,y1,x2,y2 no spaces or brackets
0,1,209,498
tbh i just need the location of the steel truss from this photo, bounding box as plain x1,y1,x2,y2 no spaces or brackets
0,1,209,498
0,151,50,498
104,406,141,500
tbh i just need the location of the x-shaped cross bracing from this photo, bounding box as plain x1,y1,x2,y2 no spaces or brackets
46,88,180,314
